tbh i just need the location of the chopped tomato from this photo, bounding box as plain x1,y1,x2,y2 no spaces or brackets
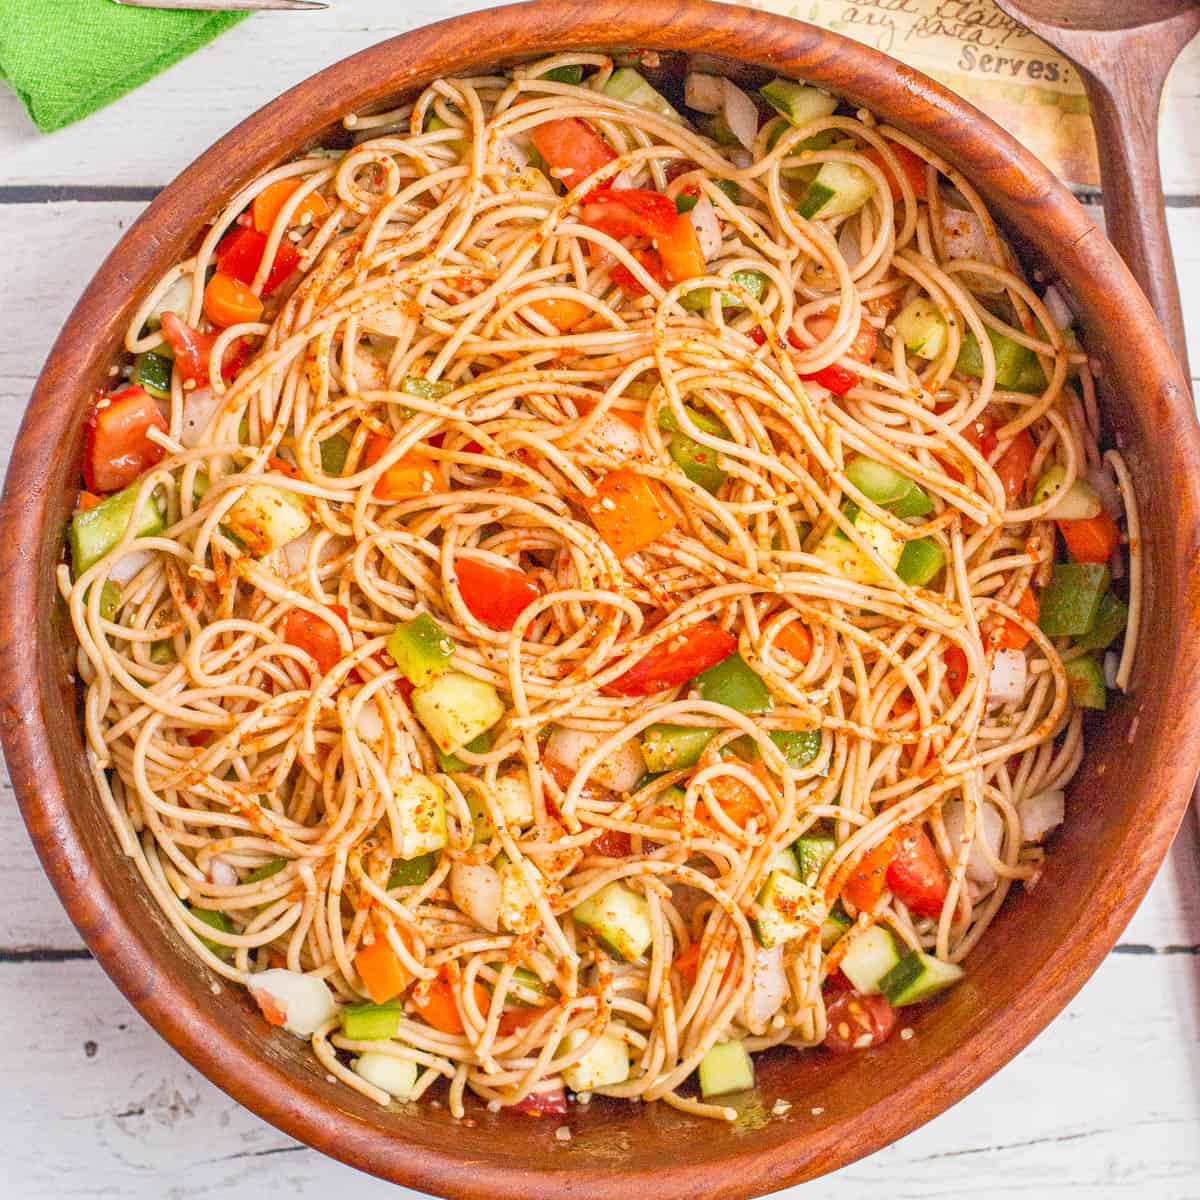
498,1005,544,1037
283,604,350,675
776,622,814,663
610,246,667,295
76,491,104,512
528,296,591,331
603,620,737,696
252,178,331,233
962,411,999,458
700,775,762,831
842,834,897,911
456,556,540,630
83,386,167,493
823,990,897,1052
943,645,970,697
993,429,1036,504
585,468,677,558
886,824,948,918
996,587,1039,650
252,989,289,1028
365,432,444,500
581,187,706,284
513,1084,569,1116
354,938,408,1004
591,828,633,857
160,312,248,386
529,117,617,192
1058,511,1120,564
801,363,860,396
411,963,488,1035
862,142,929,200
216,225,301,297
804,314,878,364
204,272,264,328
673,942,702,981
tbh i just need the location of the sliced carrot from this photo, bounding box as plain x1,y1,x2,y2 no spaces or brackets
203,272,264,328
862,142,929,200
776,621,814,663
252,178,332,234
411,963,488,1035
365,432,445,501
585,469,677,558
841,833,898,911
355,938,409,1004
997,587,1039,650
528,296,591,331
1058,511,1120,564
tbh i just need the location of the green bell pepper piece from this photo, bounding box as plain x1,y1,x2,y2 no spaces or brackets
845,455,932,518
189,905,235,961
770,728,822,768
1064,655,1106,710
320,434,350,475
640,724,717,772
387,852,438,888
245,858,287,884
435,731,493,773
659,404,729,492
69,482,165,575
133,351,173,399
387,613,455,685
541,64,584,84
342,999,404,1040
896,537,945,586
1038,563,1110,637
678,269,768,313
1074,591,1128,651
956,327,1047,393
696,653,773,713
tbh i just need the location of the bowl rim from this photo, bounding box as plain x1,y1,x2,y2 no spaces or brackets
3,1,1199,1196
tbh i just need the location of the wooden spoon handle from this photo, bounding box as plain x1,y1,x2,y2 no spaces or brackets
1079,45,1192,376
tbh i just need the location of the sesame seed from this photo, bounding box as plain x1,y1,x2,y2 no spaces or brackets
810,1105,825,1116
900,1027,914,1041
771,1098,792,1116
555,1125,572,1141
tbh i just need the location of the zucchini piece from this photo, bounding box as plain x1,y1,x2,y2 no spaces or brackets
894,297,948,360
956,327,1047,393
69,483,165,575
353,1052,418,1098
561,1027,631,1091
770,846,801,879
342,999,403,1040
797,161,874,220
573,881,652,960
225,484,311,556
840,925,902,995
846,455,933,518
387,613,455,686
698,1040,755,1098
411,670,505,754
495,770,536,828
1064,654,1106,710
133,350,173,399
1038,562,1109,638
392,776,448,859
878,948,963,1006
1031,465,1102,519
754,869,822,949
1074,592,1128,652
602,68,679,121
640,724,716,772
896,537,945,587
813,506,903,585
760,78,838,127
678,269,768,313
793,835,835,885
696,652,773,714
387,852,437,889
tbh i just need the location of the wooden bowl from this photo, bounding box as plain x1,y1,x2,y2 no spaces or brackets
2,1,1198,1195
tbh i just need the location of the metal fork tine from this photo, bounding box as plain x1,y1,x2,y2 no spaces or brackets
111,0,328,12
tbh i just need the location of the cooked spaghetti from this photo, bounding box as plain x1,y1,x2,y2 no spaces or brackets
61,54,1140,1121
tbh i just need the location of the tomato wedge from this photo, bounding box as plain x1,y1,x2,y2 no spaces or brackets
456,556,541,630
795,315,877,395
862,142,929,200
823,990,897,1052
216,225,301,297
283,604,350,675
160,312,248,386
513,1084,569,1117
581,188,706,284
886,823,948,918
993,429,1036,504
1058,511,1120,564
83,386,168,493
943,645,970,697
591,828,634,857
529,117,617,192
603,620,737,696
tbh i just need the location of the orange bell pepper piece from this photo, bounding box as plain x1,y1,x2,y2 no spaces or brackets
355,938,409,1004
585,469,677,558
252,178,332,233
203,272,264,328
1058,511,1120,564
365,433,445,501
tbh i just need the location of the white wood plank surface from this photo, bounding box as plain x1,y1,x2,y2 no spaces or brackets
0,2,1197,1197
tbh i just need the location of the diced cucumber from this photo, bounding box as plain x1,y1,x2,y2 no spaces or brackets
434,730,493,773
573,881,653,960
846,455,933,518
189,905,236,961
144,275,193,331
713,178,741,204
1064,654,1106,710
1038,562,1109,637
813,506,903,585
696,652,773,713
897,537,945,587
150,639,176,665
320,434,350,476
411,670,505,754
499,856,544,934
1074,592,1128,652
342,999,403,1040
895,297,949,360
1031,465,1102,519
760,78,838,127
69,482,165,575
400,376,453,400
754,869,822,949
133,350,174,399
770,846,801,879
96,580,121,622
641,724,716,772
698,1040,754,1098
840,924,902,995
702,113,740,146
766,119,836,158
678,269,768,313
602,68,679,121
495,770,536,827
387,852,437,889
541,64,584,84
225,484,311,556
561,1027,631,1091
392,776,448,859
797,161,874,219
353,1052,418,1098
387,613,455,686
793,835,836,885
820,907,850,950
658,404,725,437
878,948,963,1006
956,327,1047,393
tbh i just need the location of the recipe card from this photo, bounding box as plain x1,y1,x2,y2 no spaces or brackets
748,0,1100,187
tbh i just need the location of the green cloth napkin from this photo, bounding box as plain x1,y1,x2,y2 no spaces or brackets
0,1,248,133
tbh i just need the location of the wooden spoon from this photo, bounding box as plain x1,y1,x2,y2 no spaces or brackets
993,0,1200,374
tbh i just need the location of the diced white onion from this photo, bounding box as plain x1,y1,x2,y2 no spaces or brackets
355,700,384,745
106,549,153,585
585,413,643,458
545,727,646,793
1042,283,1075,331
248,968,338,1037
689,196,723,259
942,798,1003,887
1104,650,1120,689
354,1052,418,1098
210,857,238,887
838,222,863,271
941,207,992,264
449,862,502,933
495,135,532,173
746,945,788,1027
988,648,1027,704
180,387,221,449
1018,789,1065,843
684,72,724,114
727,147,752,169
1086,465,1122,520
720,78,760,151
278,530,317,578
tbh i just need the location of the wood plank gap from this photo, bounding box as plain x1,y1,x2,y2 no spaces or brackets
0,186,160,205
0,948,92,963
